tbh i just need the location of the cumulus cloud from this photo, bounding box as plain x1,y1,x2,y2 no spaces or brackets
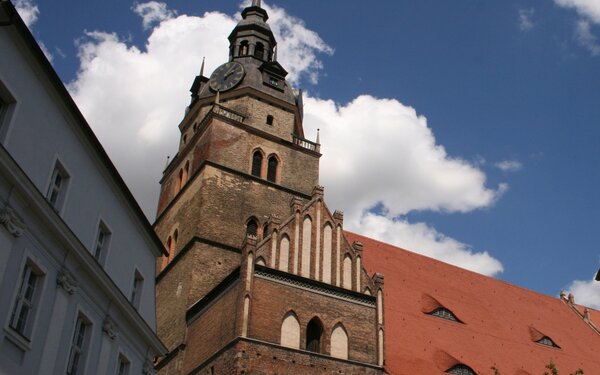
555,0,600,24
575,19,600,55
566,278,600,309
495,160,523,172
132,1,177,30
14,0,39,27
69,2,504,276
518,8,535,31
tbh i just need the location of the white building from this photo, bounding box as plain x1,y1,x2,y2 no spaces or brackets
0,1,166,374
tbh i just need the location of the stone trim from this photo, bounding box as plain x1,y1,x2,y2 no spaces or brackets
102,315,119,340
56,268,78,295
0,206,25,237
254,265,376,307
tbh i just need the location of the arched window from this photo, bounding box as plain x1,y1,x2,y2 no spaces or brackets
239,40,249,56
246,218,258,236
178,169,184,190
280,312,300,349
446,364,476,375
183,134,187,145
266,115,274,125
183,161,190,184
251,150,263,177
254,42,264,60
343,255,352,289
330,323,348,359
279,235,290,272
306,317,323,353
263,223,269,237
267,155,278,183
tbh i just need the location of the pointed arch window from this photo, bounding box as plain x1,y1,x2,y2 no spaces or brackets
330,323,348,359
254,42,265,60
239,40,249,56
306,317,323,353
280,312,300,349
446,364,476,375
263,223,269,237
267,155,278,182
251,151,263,177
246,218,258,236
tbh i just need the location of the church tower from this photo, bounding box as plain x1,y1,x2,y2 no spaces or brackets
154,2,384,374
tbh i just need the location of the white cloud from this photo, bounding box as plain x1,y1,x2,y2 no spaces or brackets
555,0,600,24
495,159,523,172
132,1,177,30
14,0,39,27
518,8,535,31
69,2,504,276
566,278,600,310
575,19,600,55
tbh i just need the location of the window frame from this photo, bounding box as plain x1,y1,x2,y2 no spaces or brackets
93,220,112,265
66,313,92,375
0,79,17,142
45,158,71,214
7,259,46,345
130,269,144,309
115,353,130,375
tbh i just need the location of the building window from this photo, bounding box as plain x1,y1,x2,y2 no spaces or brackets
536,336,560,348
94,222,111,264
66,315,90,375
330,323,348,359
246,218,258,236
10,262,42,338
266,115,274,125
46,161,69,212
446,364,476,375
116,354,130,375
269,76,279,87
239,40,249,56
267,155,278,182
254,42,265,60
306,317,323,353
428,307,461,322
183,134,188,145
280,311,300,349
251,150,263,177
263,223,269,237
130,270,144,308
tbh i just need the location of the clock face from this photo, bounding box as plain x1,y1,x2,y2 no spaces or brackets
209,62,245,92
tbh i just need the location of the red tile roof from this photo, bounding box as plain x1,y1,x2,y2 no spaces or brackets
348,231,600,375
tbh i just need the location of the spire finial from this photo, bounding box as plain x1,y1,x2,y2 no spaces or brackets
316,128,320,144
273,45,277,61
252,0,262,7
199,57,205,77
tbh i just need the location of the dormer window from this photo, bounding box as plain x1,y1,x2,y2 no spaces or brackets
446,364,476,375
428,307,461,322
536,336,560,348
254,42,264,60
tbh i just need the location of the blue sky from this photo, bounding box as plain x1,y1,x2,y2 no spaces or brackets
14,0,600,306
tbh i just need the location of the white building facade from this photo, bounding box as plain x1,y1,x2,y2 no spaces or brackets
0,1,166,374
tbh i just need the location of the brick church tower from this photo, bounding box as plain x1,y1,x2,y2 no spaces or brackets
154,2,384,374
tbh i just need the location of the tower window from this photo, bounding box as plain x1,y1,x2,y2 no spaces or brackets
246,218,258,236
446,364,476,375
251,150,263,177
254,42,265,60
183,134,187,145
239,41,249,56
263,223,269,237
306,317,323,353
267,155,278,182
266,115,274,125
